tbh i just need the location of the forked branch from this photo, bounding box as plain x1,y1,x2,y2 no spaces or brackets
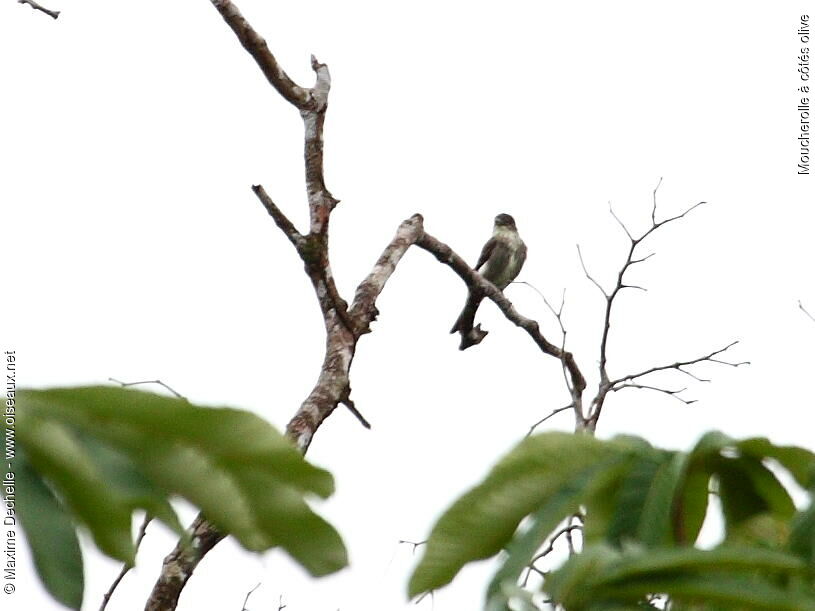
580,180,741,431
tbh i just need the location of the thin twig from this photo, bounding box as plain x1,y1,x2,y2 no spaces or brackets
241,583,261,611
609,341,748,387
526,404,573,436
340,386,371,429
611,383,695,405
108,377,186,400
251,185,305,249
99,516,152,611
18,0,59,19
529,524,583,564
515,282,586,426
800,301,815,323
398,540,427,554
576,245,608,298
582,180,711,430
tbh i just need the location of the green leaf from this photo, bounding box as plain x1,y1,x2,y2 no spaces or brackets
604,451,664,546
672,463,710,545
789,501,815,564
408,432,621,597
72,433,182,536
738,438,815,489
13,450,84,610
18,411,136,563
546,545,815,610
637,451,687,547
18,387,347,578
718,455,795,534
485,457,630,607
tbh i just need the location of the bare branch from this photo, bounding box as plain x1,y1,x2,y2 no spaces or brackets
343,214,423,332
398,540,427,554
609,341,748,387
609,202,634,242
100,516,151,611
576,244,608,298
417,231,587,400
611,383,696,405
651,177,663,224
240,583,261,611
583,180,709,431
146,513,228,611
800,300,815,323
108,377,186,400
209,0,311,108
530,524,583,564
251,185,305,249
527,404,573,436
18,0,59,19
340,385,371,429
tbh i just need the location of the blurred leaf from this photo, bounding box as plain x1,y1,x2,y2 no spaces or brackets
728,514,790,549
546,544,815,610
738,438,815,489
789,502,815,564
17,385,348,604
604,451,667,547
486,457,630,608
718,455,795,535
411,429,815,606
14,450,84,610
408,432,619,597
18,410,136,563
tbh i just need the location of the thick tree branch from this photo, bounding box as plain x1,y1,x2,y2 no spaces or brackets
209,0,311,108
145,514,227,611
348,214,425,334
145,211,425,609
18,0,59,19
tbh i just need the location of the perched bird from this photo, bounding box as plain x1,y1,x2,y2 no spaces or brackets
451,213,527,350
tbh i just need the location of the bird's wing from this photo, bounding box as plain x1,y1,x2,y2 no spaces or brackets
475,237,497,271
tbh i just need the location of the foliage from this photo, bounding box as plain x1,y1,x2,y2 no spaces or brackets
408,431,815,610
6,386,347,610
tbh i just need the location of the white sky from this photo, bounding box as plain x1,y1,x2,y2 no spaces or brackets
2,1,814,610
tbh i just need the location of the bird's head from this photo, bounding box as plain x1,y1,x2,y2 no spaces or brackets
494,213,517,229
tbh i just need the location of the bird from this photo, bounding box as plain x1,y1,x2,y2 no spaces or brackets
451,213,527,350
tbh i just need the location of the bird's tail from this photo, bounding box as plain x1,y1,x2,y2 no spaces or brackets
450,292,482,335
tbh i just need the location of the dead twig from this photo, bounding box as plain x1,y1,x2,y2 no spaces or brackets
527,404,573,436
580,179,720,431
398,540,427,554
108,377,186,400
240,583,261,611
99,516,152,611
800,300,815,323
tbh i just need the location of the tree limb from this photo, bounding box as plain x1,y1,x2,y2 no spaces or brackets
18,0,59,19
582,179,715,431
